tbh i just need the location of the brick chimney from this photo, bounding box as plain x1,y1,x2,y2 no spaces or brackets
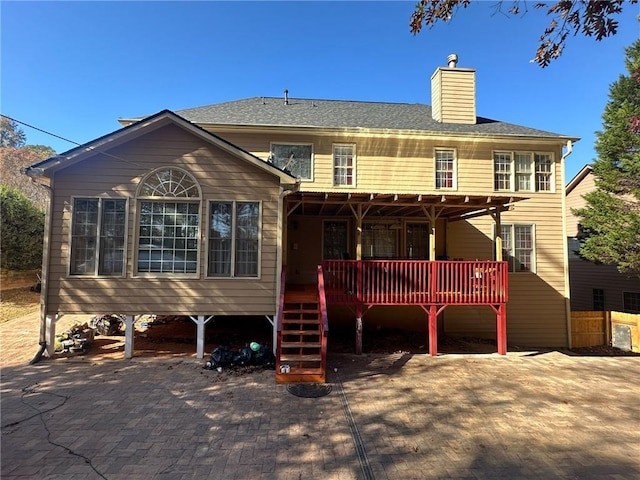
431,54,477,124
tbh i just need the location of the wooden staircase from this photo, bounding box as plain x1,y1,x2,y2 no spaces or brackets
276,282,328,383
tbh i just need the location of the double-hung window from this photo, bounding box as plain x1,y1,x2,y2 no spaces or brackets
70,198,126,276
435,149,456,189
494,151,554,192
270,143,313,181
501,224,535,272
623,292,640,313
209,201,260,277
333,144,355,186
136,168,201,275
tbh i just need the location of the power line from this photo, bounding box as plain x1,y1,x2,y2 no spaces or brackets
1,114,81,146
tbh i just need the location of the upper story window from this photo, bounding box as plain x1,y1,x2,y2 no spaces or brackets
501,224,535,273
137,168,201,275
435,149,456,189
208,201,260,278
623,292,640,313
494,151,554,192
70,198,127,276
270,143,313,181
333,144,355,187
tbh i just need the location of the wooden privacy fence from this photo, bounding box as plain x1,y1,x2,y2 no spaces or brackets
571,311,640,352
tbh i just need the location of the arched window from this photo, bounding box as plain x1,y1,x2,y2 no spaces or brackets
137,168,201,275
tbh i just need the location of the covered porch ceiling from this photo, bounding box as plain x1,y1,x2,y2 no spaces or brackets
285,192,528,222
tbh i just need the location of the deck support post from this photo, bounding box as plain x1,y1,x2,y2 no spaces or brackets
45,314,57,357
428,305,438,356
497,304,507,355
355,315,363,355
190,315,215,359
124,315,136,359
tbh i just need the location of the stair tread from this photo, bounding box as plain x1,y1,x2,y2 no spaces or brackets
282,319,320,324
281,342,322,348
279,354,322,361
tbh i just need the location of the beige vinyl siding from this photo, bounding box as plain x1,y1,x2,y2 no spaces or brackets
565,170,595,236
46,124,282,316
430,68,476,125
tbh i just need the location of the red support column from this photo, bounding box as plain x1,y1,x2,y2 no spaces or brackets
428,305,438,356
497,303,507,355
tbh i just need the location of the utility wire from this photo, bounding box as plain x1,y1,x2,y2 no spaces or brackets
1,113,81,146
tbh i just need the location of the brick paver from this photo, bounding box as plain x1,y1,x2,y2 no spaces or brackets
2,313,639,479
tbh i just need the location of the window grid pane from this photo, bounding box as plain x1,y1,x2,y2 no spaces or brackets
333,145,354,186
623,292,640,313
140,169,199,197
515,153,532,191
98,199,126,275
494,153,512,190
138,201,199,274
514,225,533,271
593,288,605,311
70,199,99,275
208,202,232,277
323,221,348,260
235,202,259,277
270,144,312,180
435,150,454,189
406,223,429,259
535,154,552,191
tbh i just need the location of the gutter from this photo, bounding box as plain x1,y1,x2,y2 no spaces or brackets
560,140,574,349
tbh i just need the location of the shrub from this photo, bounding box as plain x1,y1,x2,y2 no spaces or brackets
0,185,45,270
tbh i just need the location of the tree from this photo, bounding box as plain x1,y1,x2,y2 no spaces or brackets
574,38,640,276
410,0,637,67
0,185,45,270
0,118,54,211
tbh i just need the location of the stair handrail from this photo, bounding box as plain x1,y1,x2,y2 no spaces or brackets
276,265,286,335
317,265,330,373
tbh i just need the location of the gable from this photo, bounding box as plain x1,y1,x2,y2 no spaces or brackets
24,110,297,187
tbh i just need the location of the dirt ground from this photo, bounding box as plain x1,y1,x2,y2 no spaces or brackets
2,275,638,365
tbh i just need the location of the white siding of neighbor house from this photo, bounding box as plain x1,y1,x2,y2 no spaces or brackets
46,124,282,316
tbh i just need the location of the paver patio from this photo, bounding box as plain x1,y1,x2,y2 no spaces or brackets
2,313,639,479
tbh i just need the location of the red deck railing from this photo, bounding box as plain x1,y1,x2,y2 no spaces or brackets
321,260,508,306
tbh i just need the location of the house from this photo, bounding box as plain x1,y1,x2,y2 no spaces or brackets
26,55,577,382
565,165,640,313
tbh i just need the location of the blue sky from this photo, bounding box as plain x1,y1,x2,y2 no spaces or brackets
2,1,638,181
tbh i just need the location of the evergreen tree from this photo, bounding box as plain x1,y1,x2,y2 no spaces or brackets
575,38,640,276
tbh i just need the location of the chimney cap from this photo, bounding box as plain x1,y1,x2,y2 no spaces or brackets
447,53,458,68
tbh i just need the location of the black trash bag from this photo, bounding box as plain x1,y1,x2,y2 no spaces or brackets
207,345,235,369
253,344,276,368
233,346,253,366
90,314,125,336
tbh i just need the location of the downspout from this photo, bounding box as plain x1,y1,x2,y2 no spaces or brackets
21,168,54,364
560,140,573,348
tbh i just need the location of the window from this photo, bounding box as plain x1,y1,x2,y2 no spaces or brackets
209,202,260,277
593,289,605,311
270,143,313,180
501,224,535,272
362,224,398,259
323,221,349,259
137,168,201,275
70,198,126,276
494,152,512,190
435,149,456,189
535,153,553,191
494,151,554,192
623,292,640,314
333,144,355,186
406,223,429,259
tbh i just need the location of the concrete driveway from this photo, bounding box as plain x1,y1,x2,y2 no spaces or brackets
2,315,639,479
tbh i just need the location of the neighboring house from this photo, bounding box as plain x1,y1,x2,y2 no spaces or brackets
565,165,640,313
26,55,577,382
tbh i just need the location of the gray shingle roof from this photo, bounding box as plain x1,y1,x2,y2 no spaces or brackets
170,97,574,139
